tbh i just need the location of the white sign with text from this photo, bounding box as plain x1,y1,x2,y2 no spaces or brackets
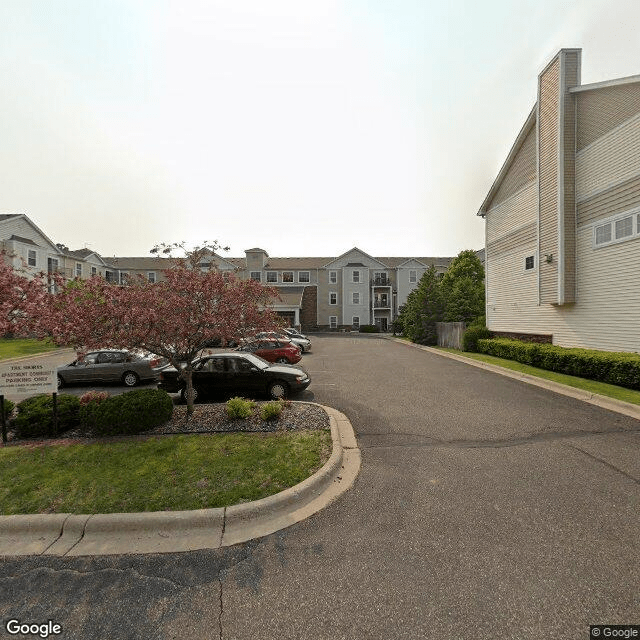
0,363,57,395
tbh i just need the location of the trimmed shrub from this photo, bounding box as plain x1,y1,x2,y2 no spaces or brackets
79,391,110,430
13,394,81,438
1,398,15,418
260,400,284,421
462,326,491,352
359,324,379,333
477,338,640,390
226,397,255,419
89,389,173,437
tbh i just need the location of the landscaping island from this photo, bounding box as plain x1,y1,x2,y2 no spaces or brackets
0,399,332,516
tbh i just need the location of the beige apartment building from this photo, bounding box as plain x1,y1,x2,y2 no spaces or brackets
478,48,640,352
0,214,456,331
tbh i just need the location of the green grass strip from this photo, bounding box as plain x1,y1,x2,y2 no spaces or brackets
0,338,61,361
0,430,332,515
436,347,640,406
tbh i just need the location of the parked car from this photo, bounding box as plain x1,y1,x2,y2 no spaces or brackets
158,352,311,401
237,339,302,364
253,331,311,353
56,350,162,389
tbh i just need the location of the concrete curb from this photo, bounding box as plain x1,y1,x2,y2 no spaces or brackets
1,403,360,557
0,348,75,365
386,337,640,421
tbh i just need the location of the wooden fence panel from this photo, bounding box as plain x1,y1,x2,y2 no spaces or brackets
436,322,466,349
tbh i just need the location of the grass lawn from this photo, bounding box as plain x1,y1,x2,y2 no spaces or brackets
436,347,640,406
0,430,332,515
0,338,61,361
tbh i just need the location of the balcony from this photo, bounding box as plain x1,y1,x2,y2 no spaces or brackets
373,300,391,309
371,276,391,287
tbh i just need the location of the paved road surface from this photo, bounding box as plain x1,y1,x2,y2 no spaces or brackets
1,335,639,640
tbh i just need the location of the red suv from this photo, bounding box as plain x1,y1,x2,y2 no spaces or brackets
237,339,302,364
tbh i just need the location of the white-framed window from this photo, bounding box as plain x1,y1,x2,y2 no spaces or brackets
352,292,360,305
282,271,294,283
352,316,360,330
329,271,337,284
524,255,535,271
27,250,37,267
91,267,97,276
329,316,337,329
329,292,337,305
148,271,156,283
250,271,261,282
409,270,417,283
75,263,82,277
47,257,59,273
593,208,640,248
298,271,310,283
266,271,277,283
119,271,128,284
352,270,360,283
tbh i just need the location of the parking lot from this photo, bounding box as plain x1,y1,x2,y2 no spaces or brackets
2,334,640,640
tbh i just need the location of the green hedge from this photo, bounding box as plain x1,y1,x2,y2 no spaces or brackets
13,394,81,438
477,338,640,390
86,389,174,436
462,326,492,352
359,324,380,333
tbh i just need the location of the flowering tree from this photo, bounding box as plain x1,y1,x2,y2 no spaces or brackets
0,252,49,336
42,255,282,414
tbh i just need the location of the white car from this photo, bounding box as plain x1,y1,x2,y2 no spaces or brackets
253,331,311,353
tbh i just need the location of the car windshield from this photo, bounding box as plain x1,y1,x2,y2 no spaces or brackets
239,353,270,369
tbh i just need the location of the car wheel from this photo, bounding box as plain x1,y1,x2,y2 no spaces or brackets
122,371,139,387
57,375,65,390
267,380,288,399
181,386,199,403
275,357,289,364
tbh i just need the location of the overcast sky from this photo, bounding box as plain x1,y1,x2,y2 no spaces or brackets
2,1,639,259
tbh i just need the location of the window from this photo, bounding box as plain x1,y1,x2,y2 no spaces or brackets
329,292,337,305
352,270,360,283
119,272,128,284
27,250,36,267
298,271,310,283
352,316,360,330
266,272,277,283
329,271,337,284
409,270,417,283
91,267,97,276
329,316,337,329
47,258,59,273
250,271,261,282
595,223,612,246
615,216,633,240
282,271,294,283
352,292,360,305
147,272,156,283
594,208,640,248
525,255,535,270
75,263,82,277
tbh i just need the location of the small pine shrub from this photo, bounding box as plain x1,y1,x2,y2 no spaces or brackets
462,326,492,352
260,400,284,421
226,397,255,419
13,394,81,438
89,389,173,436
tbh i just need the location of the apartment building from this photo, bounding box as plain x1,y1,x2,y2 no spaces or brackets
0,214,455,331
478,48,640,352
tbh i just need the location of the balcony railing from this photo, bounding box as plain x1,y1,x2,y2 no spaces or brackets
371,277,391,286
373,301,390,308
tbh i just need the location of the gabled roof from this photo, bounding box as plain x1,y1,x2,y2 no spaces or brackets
66,248,112,267
477,105,537,217
570,73,640,93
322,247,389,269
7,234,38,247
0,214,63,254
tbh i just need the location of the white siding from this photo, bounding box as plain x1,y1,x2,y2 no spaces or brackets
485,181,537,242
576,112,640,201
488,225,640,352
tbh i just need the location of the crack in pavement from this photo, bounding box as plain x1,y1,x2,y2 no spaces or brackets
568,443,640,486
358,426,640,450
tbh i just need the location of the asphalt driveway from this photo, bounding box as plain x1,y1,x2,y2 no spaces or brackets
1,335,639,640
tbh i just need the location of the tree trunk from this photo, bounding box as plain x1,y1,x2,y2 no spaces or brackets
184,367,195,415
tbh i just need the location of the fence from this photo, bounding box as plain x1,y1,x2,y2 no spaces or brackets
435,322,466,349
